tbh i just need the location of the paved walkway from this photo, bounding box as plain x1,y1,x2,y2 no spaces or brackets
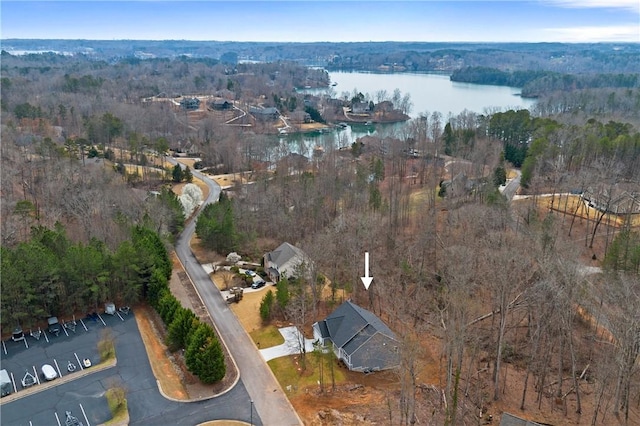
259,326,316,362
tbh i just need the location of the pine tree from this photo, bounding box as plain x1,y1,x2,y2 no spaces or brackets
260,289,274,322
172,164,183,182
185,322,226,383
183,166,193,183
166,307,197,351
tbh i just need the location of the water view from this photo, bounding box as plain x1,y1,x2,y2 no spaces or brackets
328,70,537,118
278,70,538,158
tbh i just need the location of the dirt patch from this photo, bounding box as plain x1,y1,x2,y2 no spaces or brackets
134,305,189,400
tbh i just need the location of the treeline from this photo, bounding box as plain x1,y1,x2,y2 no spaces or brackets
485,109,640,186
451,66,640,97
0,222,226,383
0,224,171,329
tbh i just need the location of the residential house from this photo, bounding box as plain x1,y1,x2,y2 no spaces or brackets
210,99,233,110
351,102,371,114
250,106,280,121
180,97,200,110
263,242,309,282
313,300,400,372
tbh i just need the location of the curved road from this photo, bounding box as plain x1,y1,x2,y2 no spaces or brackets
172,160,303,426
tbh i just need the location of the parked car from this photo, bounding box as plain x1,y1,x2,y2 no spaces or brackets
47,316,61,335
41,364,57,381
105,302,116,315
251,280,266,289
0,369,12,397
244,270,257,277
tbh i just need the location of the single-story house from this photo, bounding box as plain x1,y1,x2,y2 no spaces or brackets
313,300,400,372
263,242,309,282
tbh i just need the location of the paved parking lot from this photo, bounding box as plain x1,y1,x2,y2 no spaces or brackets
1,308,262,425
0,309,132,425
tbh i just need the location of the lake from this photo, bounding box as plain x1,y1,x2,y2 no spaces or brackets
276,70,537,157
327,71,536,118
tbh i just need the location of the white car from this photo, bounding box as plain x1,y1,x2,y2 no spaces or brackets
41,364,58,381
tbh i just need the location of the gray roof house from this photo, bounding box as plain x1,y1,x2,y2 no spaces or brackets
263,242,308,282
249,106,280,120
313,300,400,372
500,413,543,426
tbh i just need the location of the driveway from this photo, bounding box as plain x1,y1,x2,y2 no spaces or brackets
172,161,303,425
260,326,316,362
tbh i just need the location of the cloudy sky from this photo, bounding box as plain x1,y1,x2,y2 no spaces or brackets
2,1,639,43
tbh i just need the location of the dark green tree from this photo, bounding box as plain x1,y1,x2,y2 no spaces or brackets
183,166,193,183
276,278,290,314
195,193,237,254
166,307,197,351
259,289,275,322
185,322,225,383
172,164,184,183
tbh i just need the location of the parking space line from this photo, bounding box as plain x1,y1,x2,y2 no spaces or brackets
29,421,33,426
80,403,91,426
2,340,6,355
75,352,84,371
10,371,17,394
32,366,40,385
116,311,124,321
54,358,62,378
43,329,50,343
54,411,62,426
23,337,29,349
97,314,106,326
62,323,69,337
80,318,88,331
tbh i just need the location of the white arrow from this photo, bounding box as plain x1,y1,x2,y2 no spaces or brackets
360,252,373,290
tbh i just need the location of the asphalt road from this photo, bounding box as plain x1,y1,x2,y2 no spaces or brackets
175,163,303,426
502,169,522,201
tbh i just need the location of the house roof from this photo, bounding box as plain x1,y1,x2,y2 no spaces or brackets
266,242,306,269
500,413,543,426
322,300,397,354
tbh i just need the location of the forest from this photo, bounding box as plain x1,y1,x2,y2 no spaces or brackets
1,46,639,424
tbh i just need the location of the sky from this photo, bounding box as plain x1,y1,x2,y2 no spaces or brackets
1,1,639,43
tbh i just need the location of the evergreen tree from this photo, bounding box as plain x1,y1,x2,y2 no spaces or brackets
166,307,197,351
198,336,226,383
259,289,274,322
185,322,226,383
172,164,184,183
276,278,290,314
183,166,193,183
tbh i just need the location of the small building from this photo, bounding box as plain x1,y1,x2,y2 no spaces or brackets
313,300,400,372
263,242,308,282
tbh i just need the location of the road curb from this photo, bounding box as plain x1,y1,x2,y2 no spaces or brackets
0,359,117,405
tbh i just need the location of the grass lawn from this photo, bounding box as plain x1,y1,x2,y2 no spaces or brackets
268,353,347,396
249,325,285,348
